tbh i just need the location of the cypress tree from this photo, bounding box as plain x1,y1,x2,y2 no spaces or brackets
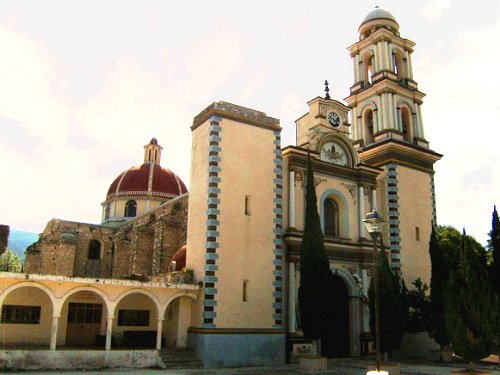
429,225,451,348
488,206,500,296
298,154,335,347
368,250,406,356
445,229,499,366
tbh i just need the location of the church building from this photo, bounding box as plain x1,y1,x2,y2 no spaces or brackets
0,7,441,370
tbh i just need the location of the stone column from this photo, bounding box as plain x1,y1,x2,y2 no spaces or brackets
288,261,296,333
361,269,370,333
372,189,377,211
50,315,60,350
105,316,114,350
289,171,296,228
359,186,366,238
156,318,164,350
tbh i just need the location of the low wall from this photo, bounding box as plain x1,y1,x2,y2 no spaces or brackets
0,350,159,371
188,330,286,368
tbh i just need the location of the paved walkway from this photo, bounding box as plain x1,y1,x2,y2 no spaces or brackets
19,359,500,375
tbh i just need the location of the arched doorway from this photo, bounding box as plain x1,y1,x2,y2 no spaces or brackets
322,275,350,358
61,290,108,348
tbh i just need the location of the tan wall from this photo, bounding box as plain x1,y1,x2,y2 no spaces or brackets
164,298,179,346
215,119,276,329
397,166,433,285
0,287,53,345
186,120,210,328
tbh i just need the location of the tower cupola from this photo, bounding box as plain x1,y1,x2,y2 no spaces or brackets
144,137,163,164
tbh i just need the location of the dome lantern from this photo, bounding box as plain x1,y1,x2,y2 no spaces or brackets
144,137,163,164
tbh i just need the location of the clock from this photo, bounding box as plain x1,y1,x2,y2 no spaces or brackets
327,112,340,128
320,141,348,166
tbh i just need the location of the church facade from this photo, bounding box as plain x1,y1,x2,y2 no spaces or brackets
0,7,441,369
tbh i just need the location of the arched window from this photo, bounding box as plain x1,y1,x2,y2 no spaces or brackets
104,204,110,220
124,200,137,217
393,51,405,80
401,106,412,142
362,53,374,85
324,199,339,237
88,240,101,260
363,108,375,145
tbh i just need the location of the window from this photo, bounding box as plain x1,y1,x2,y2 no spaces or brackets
393,51,405,79
67,303,102,324
118,309,150,326
104,204,110,220
124,200,137,217
1,305,41,324
416,227,421,241
324,199,339,237
244,195,250,216
88,240,101,260
363,109,375,144
242,280,249,302
401,106,412,142
363,53,374,85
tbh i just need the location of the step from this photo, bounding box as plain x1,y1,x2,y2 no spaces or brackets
158,349,202,369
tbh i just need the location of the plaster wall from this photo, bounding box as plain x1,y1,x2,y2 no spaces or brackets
215,118,276,328
397,165,433,285
0,287,52,345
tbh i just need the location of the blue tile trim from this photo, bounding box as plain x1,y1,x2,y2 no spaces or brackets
204,264,219,271
387,163,401,275
203,117,223,328
204,253,219,260
272,131,283,328
204,276,219,283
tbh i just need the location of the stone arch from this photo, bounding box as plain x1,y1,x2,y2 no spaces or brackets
361,49,376,84
319,189,350,238
59,286,111,317
318,135,358,167
392,47,406,79
0,281,57,310
329,267,358,297
114,288,161,319
359,101,378,144
161,291,198,318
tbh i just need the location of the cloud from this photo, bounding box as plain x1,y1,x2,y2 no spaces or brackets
414,10,500,244
421,0,453,21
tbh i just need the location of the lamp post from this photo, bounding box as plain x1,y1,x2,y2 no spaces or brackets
363,210,385,373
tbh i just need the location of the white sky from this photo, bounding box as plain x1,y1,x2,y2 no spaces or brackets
0,0,498,246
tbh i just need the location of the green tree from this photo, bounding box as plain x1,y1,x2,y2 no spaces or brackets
298,154,335,348
429,225,484,350
0,249,22,272
488,206,500,296
445,230,499,366
406,278,431,334
368,250,406,357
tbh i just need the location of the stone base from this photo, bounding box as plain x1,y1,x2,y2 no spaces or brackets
0,350,158,371
367,363,400,375
299,355,328,371
188,329,285,368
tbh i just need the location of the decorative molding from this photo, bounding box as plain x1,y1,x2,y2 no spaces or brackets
341,182,357,204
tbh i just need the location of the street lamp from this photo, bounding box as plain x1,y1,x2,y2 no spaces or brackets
363,210,385,374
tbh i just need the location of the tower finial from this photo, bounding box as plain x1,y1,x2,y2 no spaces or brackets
324,80,331,100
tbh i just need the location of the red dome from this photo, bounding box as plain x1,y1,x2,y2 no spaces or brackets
107,163,188,199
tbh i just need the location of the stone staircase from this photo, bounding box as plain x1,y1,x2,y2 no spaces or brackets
158,348,203,369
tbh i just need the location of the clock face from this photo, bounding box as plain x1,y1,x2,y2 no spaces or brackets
328,112,340,128
320,141,348,166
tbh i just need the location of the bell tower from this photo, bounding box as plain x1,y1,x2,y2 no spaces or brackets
346,7,442,285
